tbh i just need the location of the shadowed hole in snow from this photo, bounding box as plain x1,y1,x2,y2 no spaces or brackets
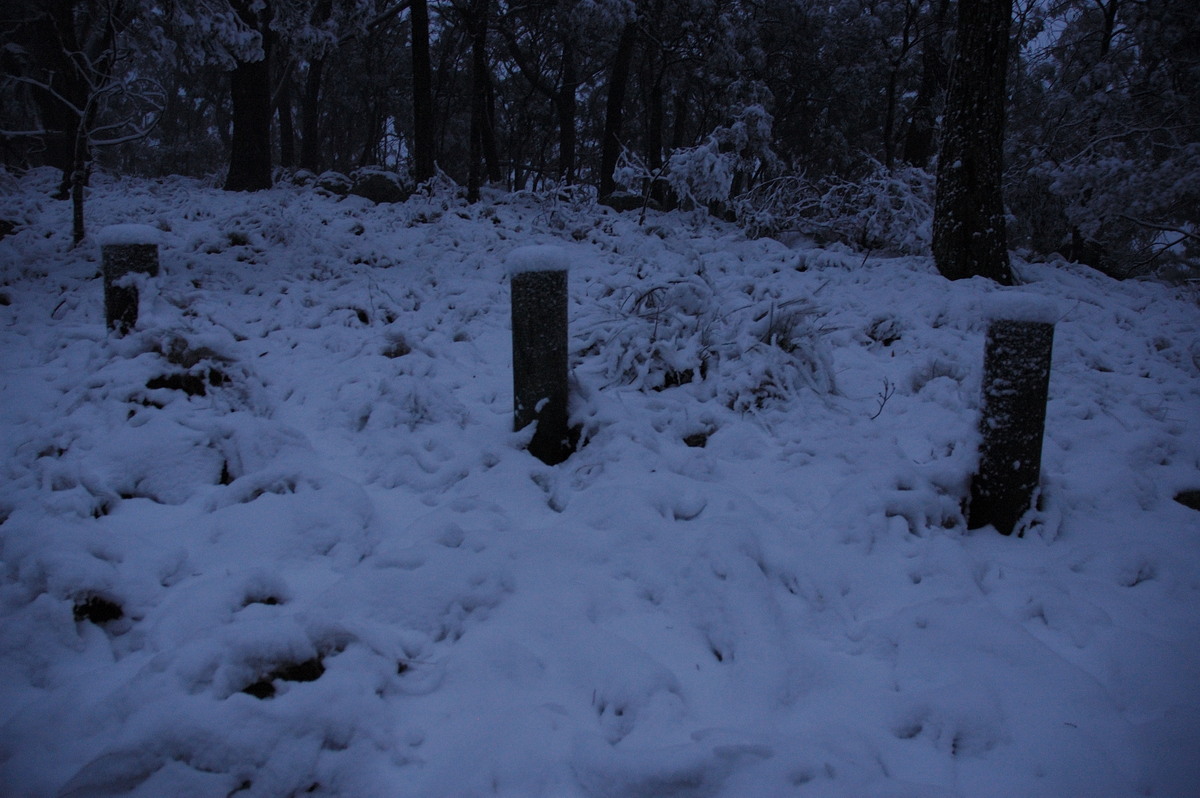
145,369,228,398
241,656,326,699
73,594,124,626
1174,490,1200,511
241,594,283,607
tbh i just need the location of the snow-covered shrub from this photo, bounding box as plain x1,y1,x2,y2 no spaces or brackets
576,273,836,410
818,163,933,254
578,276,717,391
1037,146,1200,277
664,140,735,209
513,183,600,234
409,167,466,212
610,148,660,211
613,105,782,216
728,299,837,410
666,105,781,211
733,175,822,240
734,162,934,255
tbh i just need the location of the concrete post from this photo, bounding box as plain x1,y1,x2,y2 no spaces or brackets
100,225,161,335
509,246,571,465
969,302,1056,535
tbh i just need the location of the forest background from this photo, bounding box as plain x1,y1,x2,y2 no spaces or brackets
1,0,1197,279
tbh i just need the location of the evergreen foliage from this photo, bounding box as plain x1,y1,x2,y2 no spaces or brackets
1,0,1195,275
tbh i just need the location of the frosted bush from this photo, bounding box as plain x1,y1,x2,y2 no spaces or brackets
1038,144,1200,276
665,142,735,207
733,175,822,239
576,273,836,410
735,161,934,255
614,105,783,214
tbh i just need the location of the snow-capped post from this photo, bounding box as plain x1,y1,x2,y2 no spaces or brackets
969,295,1058,535
99,225,161,335
508,245,571,465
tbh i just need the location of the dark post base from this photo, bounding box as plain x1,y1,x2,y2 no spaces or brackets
969,318,1055,534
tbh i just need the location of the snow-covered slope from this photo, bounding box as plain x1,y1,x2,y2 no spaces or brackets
1,169,1198,797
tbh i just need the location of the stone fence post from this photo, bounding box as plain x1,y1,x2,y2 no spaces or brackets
969,296,1058,535
99,225,161,334
508,246,572,465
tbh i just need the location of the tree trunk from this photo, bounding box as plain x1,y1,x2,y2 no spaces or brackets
465,0,502,196
299,58,324,172
410,0,436,183
902,0,950,167
71,118,88,244
883,66,899,169
484,71,502,185
556,39,577,185
931,0,1014,283
467,0,490,201
671,90,687,151
224,1,274,192
276,65,295,169
646,63,665,205
600,23,637,197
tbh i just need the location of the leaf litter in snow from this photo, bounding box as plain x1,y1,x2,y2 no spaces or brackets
0,169,1198,797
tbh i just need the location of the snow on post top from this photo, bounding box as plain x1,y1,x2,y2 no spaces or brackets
506,245,569,275
98,224,164,247
983,291,1061,325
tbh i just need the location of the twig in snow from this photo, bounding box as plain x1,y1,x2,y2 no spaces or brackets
870,377,895,420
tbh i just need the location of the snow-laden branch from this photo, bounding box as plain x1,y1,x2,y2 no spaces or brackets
1118,215,1200,244
2,74,86,116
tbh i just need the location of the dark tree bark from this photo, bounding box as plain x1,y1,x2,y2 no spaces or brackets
465,0,501,199
600,23,637,198
931,0,1014,283
483,70,502,184
224,0,274,191
71,122,87,244
297,0,333,173
410,0,436,183
467,0,490,201
881,0,919,169
276,63,296,169
903,0,950,167
882,66,900,169
299,57,325,172
647,77,666,205
557,39,577,185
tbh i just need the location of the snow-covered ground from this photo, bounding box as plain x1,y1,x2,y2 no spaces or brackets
1,168,1198,797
